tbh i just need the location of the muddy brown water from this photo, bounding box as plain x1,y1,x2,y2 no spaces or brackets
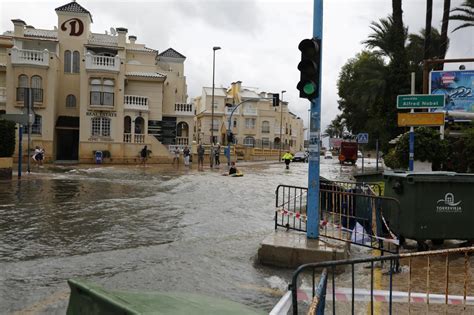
1,160,472,314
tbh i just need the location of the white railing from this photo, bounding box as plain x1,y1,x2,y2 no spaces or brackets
85,53,120,72
176,137,189,145
225,106,240,115
10,48,49,67
134,134,145,144
124,95,149,111
123,133,132,143
175,103,194,116
243,108,257,115
0,87,6,103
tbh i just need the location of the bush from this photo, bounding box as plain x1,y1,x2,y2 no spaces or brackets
384,127,448,170
0,120,16,157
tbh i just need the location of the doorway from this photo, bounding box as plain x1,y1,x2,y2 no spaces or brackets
56,129,79,160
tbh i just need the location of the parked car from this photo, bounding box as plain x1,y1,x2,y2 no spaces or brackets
324,151,333,159
292,151,307,162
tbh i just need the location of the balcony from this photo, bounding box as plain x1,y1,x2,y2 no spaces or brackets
175,103,194,116
0,87,5,103
225,106,240,115
124,95,149,111
85,53,120,72
10,48,50,67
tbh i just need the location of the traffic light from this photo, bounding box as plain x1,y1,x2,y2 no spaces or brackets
272,93,279,107
297,38,321,100
227,131,234,143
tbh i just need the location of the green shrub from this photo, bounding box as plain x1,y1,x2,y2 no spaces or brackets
0,120,16,157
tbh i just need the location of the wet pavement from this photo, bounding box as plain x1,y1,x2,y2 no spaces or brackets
1,159,358,314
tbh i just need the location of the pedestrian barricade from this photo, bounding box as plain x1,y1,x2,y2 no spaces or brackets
275,180,400,254
269,246,474,314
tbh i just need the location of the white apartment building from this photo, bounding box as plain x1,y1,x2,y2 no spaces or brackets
0,1,193,163
194,81,304,151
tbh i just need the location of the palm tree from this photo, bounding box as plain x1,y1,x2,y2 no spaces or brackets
407,28,447,66
450,0,474,32
439,0,451,61
362,17,408,60
424,0,433,60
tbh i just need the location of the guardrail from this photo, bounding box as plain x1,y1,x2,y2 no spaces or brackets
280,246,474,314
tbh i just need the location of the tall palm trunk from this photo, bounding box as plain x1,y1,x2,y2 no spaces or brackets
424,0,433,60
439,0,451,67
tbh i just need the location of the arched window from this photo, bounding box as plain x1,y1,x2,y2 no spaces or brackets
90,78,115,106
31,75,43,102
64,50,71,73
243,136,255,147
135,117,145,134
66,95,76,108
17,74,28,101
72,51,80,73
261,121,270,133
177,121,189,137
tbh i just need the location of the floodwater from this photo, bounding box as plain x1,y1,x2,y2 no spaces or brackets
0,159,355,314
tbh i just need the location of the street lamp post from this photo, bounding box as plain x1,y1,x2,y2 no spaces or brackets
210,46,221,168
279,90,286,161
225,99,257,166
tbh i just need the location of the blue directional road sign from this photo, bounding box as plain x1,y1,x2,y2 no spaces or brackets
357,133,369,144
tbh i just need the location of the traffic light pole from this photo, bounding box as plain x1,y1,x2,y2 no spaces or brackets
306,0,323,239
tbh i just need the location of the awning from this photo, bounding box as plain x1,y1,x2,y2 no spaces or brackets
56,116,79,129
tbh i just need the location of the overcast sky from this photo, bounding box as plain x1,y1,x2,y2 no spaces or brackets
1,0,473,136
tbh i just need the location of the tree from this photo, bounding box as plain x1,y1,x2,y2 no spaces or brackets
449,0,474,32
439,0,451,62
325,115,345,139
424,0,433,61
362,17,407,60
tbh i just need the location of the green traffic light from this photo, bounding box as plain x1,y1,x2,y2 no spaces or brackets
303,82,316,95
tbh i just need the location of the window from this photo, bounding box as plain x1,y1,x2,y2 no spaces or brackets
66,95,76,108
90,78,114,107
65,50,80,73
233,119,237,128
261,121,270,133
17,75,28,101
245,118,255,129
23,115,42,134
64,50,71,72
73,51,80,73
91,117,111,137
31,76,43,102
211,119,219,131
243,136,255,147
262,137,270,147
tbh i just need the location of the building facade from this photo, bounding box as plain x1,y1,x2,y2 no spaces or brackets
194,81,304,151
0,1,193,163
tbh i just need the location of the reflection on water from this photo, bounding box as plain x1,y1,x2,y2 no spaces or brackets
0,160,378,313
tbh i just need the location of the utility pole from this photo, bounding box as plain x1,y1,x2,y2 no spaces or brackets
210,46,221,168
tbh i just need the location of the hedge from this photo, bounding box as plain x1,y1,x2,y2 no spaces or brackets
0,119,16,157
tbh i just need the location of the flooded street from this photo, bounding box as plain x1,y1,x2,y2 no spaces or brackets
1,159,356,314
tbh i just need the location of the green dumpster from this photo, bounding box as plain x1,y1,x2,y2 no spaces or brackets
383,171,474,243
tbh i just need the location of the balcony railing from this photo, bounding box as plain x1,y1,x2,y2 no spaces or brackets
0,87,6,103
85,53,120,72
124,95,149,111
175,103,194,116
10,48,50,67
176,137,189,145
123,133,132,143
134,134,145,144
225,106,240,115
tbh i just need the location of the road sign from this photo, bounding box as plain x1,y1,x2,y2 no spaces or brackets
357,133,369,144
398,112,445,127
0,113,29,125
397,94,445,109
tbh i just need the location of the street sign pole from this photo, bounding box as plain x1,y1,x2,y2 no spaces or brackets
409,72,415,172
26,88,32,174
375,139,379,172
18,125,23,178
306,0,323,239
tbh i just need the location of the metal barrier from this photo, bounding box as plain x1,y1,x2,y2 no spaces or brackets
285,246,474,314
275,181,400,254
